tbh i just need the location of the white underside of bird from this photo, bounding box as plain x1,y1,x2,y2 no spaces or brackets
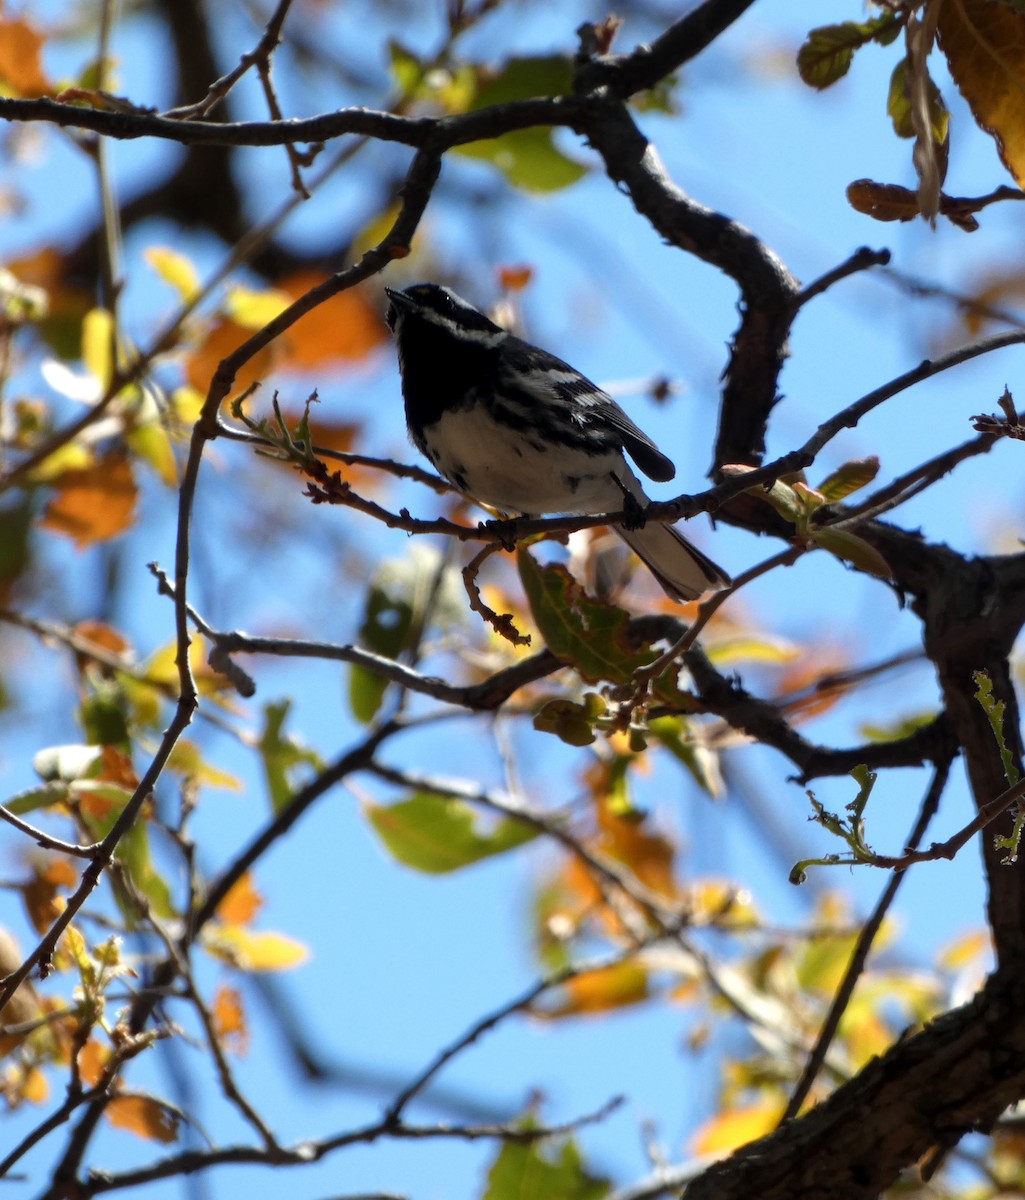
421,405,725,602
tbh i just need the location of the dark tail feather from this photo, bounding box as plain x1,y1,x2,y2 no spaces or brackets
614,522,730,602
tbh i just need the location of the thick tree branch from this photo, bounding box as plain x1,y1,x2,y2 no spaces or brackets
682,967,1025,1200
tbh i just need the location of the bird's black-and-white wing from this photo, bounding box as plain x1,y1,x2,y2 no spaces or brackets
497,336,676,483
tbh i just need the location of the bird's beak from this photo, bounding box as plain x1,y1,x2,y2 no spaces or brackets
384,287,416,310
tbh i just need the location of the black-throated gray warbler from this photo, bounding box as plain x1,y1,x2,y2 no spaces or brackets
385,282,729,602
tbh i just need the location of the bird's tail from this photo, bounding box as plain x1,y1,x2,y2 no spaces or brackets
614,522,730,602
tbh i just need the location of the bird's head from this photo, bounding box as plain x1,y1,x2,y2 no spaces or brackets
385,283,505,345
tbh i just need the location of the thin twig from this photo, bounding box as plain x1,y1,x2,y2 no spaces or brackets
782,757,952,1121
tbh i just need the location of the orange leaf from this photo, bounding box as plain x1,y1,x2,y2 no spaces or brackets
185,317,278,399
277,273,389,369
212,985,249,1055
498,264,534,292
540,961,649,1018
937,0,1025,187
596,803,678,900
215,872,263,926
77,1038,110,1087
0,18,49,97
20,1065,49,1105
691,1101,784,1156
73,620,131,662
23,860,76,934
106,1093,180,1143
41,453,137,548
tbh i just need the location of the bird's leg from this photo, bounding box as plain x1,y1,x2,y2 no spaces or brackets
478,514,522,551
609,473,646,532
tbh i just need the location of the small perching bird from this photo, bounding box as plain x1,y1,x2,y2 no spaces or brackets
385,282,729,602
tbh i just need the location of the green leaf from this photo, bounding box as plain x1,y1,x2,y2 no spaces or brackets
484,1132,610,1200
79,686,131,748
533,695,605,747
860,711,938,742
817,456,880,503
472,55,573,107
887,59,950,143
455,129,587,192
349,545,463,723
811,528,894,578
365,792,538,873
517,552,657,685
5,782,69,814
258,700,323,814
797,16,902,89
455,55,587,192
115,818,175,918
974,670,1021,785
647,715,724,798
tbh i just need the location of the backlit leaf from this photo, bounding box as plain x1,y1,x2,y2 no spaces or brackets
538,961,649,1018
278,274,389,369
225,285,291,329
258,700,323,813
185,317,277,399
812,528,894,579
691,1101,784,1155
517,552,658,686
366,792,538,873
40,453,137,548
81,308,115,391
456,56,586,192
106,1094,180,1143
0,17,49,97
816,456,880,503
215,871,264,926
796,16,901,89
145,246,201,303
202,926,309,972
212,985,249,1055
937,0,1025,186
484,1131,609,1200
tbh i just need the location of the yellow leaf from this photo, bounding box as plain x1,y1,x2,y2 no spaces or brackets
25,442,93,484
20,1065,49,1105
40,453,137,548
81,308,115,391
144,246,201,303
937,0,1025,187
61,924,92,974
939,928,991,970
707,635,799,667
691,1101,783,1156
225,285,292,329
203,925,309,972
106,1093,180,1143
